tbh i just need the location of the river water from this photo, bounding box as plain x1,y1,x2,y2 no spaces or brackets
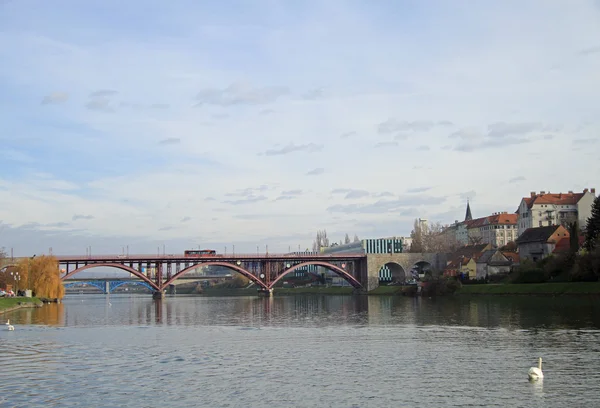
1,294,600,407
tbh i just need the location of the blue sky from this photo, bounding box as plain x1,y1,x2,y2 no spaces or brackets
1,0,599,256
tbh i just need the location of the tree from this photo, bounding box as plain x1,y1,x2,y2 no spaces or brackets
15,255,65,298
353,234,360,243
312,230,330,252
500,241,517,251
569,222,580,253
409,219,424,252
344,233,351,244
584,195,600,252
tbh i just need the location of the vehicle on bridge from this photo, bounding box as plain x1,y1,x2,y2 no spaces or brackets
184,249,220,258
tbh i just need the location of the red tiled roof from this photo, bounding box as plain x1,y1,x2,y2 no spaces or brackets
523,192,585,209
487,213,518,225
502,251,520,264
553,236,585,253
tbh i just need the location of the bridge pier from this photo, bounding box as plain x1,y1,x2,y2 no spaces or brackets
105,281,110,294
257,288,273,297
152,291,165,300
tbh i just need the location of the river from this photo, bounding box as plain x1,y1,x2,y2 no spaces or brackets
1,294,600,407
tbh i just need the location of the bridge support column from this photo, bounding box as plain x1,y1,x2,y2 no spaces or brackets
355,257,378,293
152,291,165,300
257,288,273,297
105,281,110,294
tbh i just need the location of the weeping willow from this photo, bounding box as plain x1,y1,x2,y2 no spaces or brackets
16,256,65,299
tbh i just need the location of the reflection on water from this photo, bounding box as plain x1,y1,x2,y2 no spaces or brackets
1,294,600,407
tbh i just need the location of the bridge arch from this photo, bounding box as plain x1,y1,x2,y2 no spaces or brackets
61,263,160,291
378,261,407,283
411,260,437,279
0,264,17,273
269,261,362,289
64,281,107,293
161,261,269,290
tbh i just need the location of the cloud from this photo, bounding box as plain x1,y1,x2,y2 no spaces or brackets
159,137,181,145
306,168,324,176
487,122,543,138
195,83,289,106
281,189,303,196
374,141,398,148
181,216,191,222
377,119,440,134
327,195,446,214
509,176,526,183
223,195,268,205
451,122,550,152
262,143,324,156
406,187,432,193
301,88,325,100
340,131,356,139
41,92,69,105
573,138,597,144
579,46,600,56
90,90,118,98
85,98,114,112
72,214,94,221
416,145,430,151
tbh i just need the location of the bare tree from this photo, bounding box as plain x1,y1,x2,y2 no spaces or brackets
409,219,424,252
353,234,360,243
344,233,351,244
312,230,330,252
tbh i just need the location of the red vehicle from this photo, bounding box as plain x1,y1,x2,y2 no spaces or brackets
184,249,219,257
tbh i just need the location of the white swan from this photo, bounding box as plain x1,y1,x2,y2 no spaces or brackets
5,320,14,331
528,357,544,381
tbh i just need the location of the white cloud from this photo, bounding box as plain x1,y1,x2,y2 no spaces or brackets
1,1,599,255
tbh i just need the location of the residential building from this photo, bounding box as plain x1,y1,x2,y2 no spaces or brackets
516,188,596,237
475,249,512,279
444,243,491,278
516,225,570,262
480,212,518,248
453,202,517,247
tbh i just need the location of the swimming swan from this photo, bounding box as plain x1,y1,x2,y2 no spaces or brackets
5,319,14,331
528,357,544,381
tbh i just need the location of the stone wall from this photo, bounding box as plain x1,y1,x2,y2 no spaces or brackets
364,252,449,291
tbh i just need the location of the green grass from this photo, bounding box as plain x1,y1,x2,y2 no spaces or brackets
0,297,41,312
456,282,600,295
274,286,355,295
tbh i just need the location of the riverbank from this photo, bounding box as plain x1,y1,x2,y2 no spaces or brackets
0,297,42,313
456,282,600,296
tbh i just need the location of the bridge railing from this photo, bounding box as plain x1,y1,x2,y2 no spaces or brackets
55,253,366,261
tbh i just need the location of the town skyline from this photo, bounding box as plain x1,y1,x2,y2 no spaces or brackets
1,1,599,255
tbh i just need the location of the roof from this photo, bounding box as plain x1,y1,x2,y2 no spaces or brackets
522,192,586,209
487,213,518,225
465,217,487,229
502,251,520,264
476,249,496,264
553,236,585,253
516,225,567,244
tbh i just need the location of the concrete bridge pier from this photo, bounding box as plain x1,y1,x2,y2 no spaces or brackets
105,281,110,294
257,288,273,297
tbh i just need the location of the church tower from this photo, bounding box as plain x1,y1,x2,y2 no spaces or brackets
464,200,473,222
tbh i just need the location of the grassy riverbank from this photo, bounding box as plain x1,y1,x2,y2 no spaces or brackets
456,282,600,296
0,297,42,312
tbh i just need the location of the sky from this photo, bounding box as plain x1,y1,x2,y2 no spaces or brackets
1,0,599,256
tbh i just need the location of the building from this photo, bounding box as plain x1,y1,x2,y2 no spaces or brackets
475,249,513,280
480,212,518,248
516,225,569,262
444,243,491,279
516,189,596,237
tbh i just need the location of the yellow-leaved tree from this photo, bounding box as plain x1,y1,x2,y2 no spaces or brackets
16,255,65,299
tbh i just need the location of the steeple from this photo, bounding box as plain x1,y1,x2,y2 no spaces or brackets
465,200,473,221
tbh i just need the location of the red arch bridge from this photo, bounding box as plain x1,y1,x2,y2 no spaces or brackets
58,253,369,297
